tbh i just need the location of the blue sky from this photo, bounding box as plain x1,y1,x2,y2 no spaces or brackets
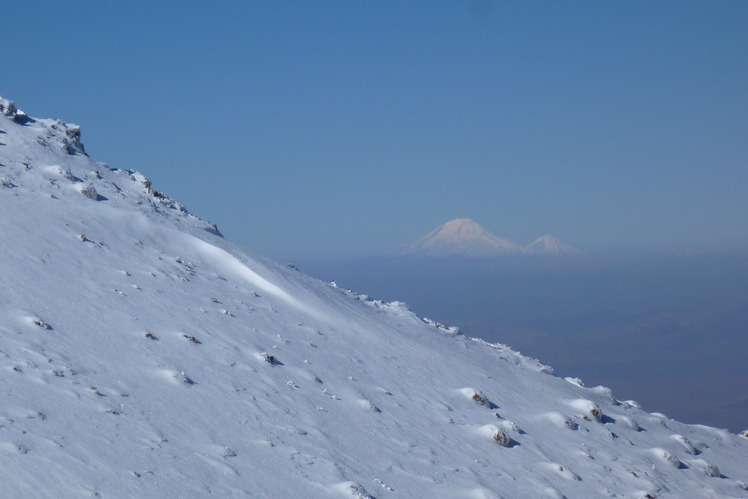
3,1,747,259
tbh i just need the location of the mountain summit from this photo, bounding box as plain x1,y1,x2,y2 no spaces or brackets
2,97,747,497
524,234,584,256
402,218,523,256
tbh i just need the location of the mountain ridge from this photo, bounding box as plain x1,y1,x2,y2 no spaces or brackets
1,97,746,498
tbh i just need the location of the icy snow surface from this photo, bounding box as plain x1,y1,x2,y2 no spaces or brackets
1,98,747,497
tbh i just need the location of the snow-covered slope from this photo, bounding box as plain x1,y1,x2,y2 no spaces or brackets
1,97,747,498
523,235,584,256
402,218,523,256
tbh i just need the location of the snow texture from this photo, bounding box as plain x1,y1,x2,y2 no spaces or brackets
1,97,747,497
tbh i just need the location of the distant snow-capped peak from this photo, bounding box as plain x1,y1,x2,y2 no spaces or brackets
523,234,584,256
401,218,523,256
401,218,582,257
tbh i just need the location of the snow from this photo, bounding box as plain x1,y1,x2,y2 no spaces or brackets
402,218,523,256
523,234,584,256
1,97,747,497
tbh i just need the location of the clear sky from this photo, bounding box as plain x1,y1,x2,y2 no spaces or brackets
3,1,747,260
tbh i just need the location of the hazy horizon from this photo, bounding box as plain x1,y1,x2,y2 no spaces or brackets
297,252,748,432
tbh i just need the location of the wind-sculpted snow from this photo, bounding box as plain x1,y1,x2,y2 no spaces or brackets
1,98,747,497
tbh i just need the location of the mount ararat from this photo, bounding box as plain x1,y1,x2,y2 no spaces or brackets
402,218,583,257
